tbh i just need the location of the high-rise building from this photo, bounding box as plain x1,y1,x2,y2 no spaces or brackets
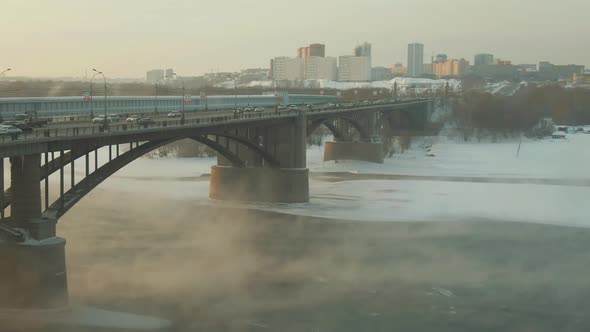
407,43,424,77
305,56,337,80
435,54,448,62
271,57,304,81
474,54,494,66
297,47,308,58
165,68,174,79
432,59,470,78
371,67,394,81
338,56,371,81
146,69,165,83
354,42,372,57
297,43,326,58
308,43,325,57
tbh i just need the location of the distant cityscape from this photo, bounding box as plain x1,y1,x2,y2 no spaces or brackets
144,41,589,89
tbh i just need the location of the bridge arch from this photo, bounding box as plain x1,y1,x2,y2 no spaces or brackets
1,134,281,219
308,117,370,141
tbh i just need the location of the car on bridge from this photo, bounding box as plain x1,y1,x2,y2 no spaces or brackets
1,121,33,133
243,106,254,112
137,117,155,126
0,125,23,136
107,114,121,122
92,115,109,124
254,107,264,112
167,111,181,118
126,115,140,123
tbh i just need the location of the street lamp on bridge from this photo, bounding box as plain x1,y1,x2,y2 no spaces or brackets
92,69,108,130
0,68,12,78
154,76,166,114
89,71,101,118
169,72,186,124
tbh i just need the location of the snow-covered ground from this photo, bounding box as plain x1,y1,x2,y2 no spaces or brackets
308,133,590,179
215,77,462,94
37,129,590,228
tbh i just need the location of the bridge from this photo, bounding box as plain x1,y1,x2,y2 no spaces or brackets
0,97,431,314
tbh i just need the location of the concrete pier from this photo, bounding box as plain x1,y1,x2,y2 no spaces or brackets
209,166,309,203
0,237,68,309
323,141,384,163
0,154,69,310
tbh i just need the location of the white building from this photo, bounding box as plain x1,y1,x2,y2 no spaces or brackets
305,56,337,80
146,69,165,83
338,56,371,81
271,57,304,81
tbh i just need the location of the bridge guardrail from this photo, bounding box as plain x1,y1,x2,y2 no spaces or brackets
0,109,301,144
0,99,431,145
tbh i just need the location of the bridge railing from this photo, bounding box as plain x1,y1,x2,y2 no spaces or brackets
0,99,431,145
0,109,301,144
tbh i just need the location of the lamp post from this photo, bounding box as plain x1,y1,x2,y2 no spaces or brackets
154,76,165,114
0,68,11,78
89,72,100,118
92,69,107,130
171,72,186,124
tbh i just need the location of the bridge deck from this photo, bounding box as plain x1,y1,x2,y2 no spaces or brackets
0,100,429,157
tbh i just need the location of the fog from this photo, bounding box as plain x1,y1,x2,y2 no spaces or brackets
3,138,574,330
2,133,590,330
55,187,590,331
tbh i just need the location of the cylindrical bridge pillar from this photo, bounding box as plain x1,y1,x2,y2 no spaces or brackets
10,154,42,225
1,154,69,311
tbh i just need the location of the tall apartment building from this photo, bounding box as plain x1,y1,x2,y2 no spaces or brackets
338,56,371,81
297,43,326,58
407,43,424,77
146,69,165,83
354,42,372,57
305,56,337,80
432,59,469,78
271,57,304,81
474,54,494,66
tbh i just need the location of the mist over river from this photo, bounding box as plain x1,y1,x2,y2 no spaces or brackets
53,188,590,332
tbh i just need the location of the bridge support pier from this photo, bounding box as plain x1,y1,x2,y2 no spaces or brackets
210,166,309,203
209,110,309,203
323,141,384,163
0,154,69,310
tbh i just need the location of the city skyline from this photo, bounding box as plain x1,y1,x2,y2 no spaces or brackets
2,0,589,78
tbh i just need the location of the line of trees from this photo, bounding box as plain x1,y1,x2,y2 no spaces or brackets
453,85,590,137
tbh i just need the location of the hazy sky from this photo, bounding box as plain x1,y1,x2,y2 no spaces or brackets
2,0,588,78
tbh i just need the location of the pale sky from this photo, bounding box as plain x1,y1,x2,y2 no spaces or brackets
2,0,588,78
